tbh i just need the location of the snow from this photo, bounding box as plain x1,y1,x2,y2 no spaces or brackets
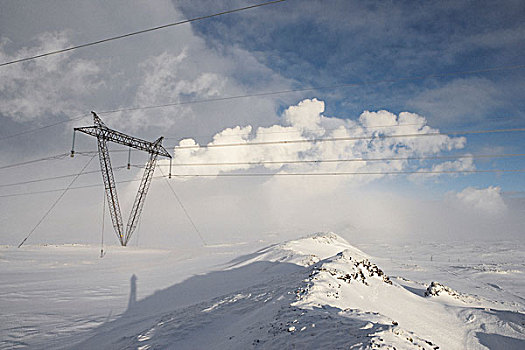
1,233,524,349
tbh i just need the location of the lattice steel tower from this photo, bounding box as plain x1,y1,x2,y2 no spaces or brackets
72,112,171,246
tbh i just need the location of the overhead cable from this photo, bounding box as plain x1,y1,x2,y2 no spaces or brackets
0,177,142,198
0,0,286,67
163,122,424,140
164,115,521,140
98,64,525,116
171,127,525,149
167,168,525,178
1,127,523,173
0,153,70,170
0,114,90,142
158,166,207,246
0,166,127,188
17,155,96,248
2,153,523,188
2,168,524,199
161,153,525,167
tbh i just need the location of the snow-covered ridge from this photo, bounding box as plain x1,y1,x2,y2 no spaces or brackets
17,232,523,350
229,232,369,268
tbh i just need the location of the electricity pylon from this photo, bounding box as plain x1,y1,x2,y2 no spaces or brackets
72,112,171,246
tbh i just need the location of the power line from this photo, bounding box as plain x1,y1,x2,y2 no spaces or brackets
73,121,428,154
161,153,525,167
163,122,424,140
98,64,525,115
164,115,522,141
167,168,525,178
1,126,523,175
158,166,207,246
0,145,151,171
17,155,96,248
2,168,524,199
2,153,522,189
70,122,431,151
0,166,128,188
0,0,286,67
171,127,525,149
77,117,515,147
1,126,522,174
0,114,90,142
0,153,70,170
0,177,144,198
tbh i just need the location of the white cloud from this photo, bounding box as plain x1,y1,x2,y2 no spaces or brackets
410,156,475,181
0,32,101,122
163,98,467,189
283,98,325,135
101,29,293,136
0,0,293,141
448,186,507,215
110,49,228,131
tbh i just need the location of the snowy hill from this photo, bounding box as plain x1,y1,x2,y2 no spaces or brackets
68,233,524,349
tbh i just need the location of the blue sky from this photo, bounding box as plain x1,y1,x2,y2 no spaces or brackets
179,0,525,123
0,0,523,245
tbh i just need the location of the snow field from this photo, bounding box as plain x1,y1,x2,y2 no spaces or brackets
1,233,524,349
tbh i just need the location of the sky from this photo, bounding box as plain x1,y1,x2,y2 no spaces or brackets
0,0,524,247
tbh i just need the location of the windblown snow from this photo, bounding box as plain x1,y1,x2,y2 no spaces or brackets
1,233,524,349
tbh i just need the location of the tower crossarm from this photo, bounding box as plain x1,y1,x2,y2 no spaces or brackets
74,112,171,158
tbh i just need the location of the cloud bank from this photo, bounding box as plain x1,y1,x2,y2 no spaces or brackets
166,98,467,184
